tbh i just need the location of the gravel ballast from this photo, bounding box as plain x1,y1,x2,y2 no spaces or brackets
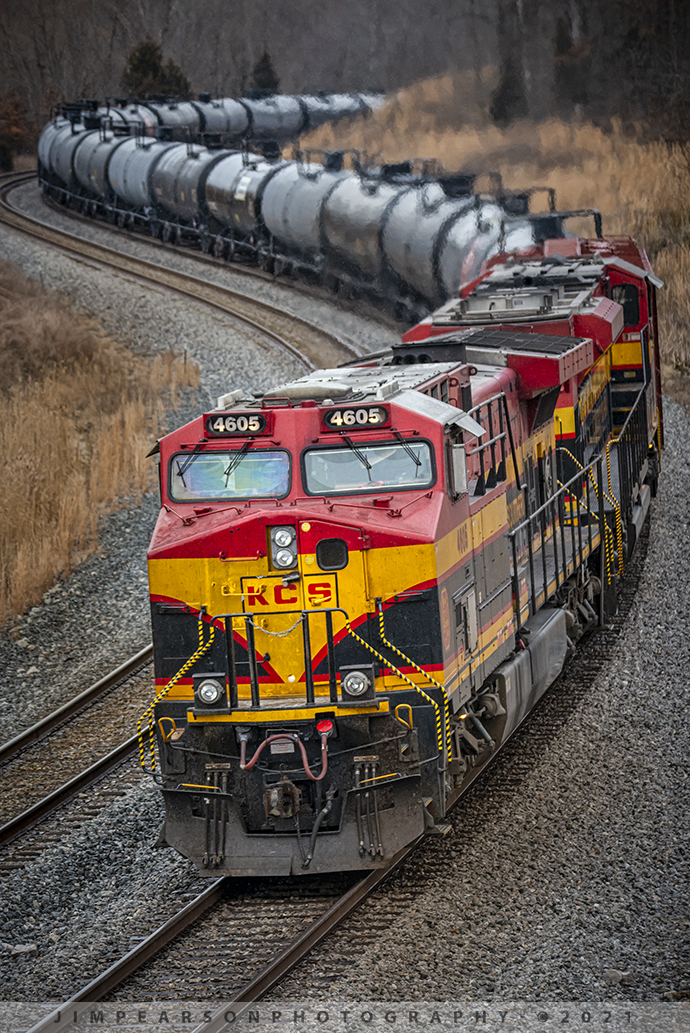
270,399,690,1004
9,179,401,356
0,188,394,742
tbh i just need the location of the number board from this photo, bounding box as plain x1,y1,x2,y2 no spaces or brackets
205,412,268,436
322,405,389,431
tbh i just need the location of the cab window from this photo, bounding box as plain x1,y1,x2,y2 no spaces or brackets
302,440,434,495
169,449,290,501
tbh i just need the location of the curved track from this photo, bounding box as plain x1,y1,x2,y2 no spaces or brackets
25,843,419,1033
0,644,152,767
0,172,362,849
0,171,362,371
0,644,154,847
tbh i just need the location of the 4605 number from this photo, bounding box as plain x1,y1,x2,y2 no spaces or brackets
323,406,389,430
205,413,266,435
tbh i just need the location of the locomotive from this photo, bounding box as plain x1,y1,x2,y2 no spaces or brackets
142,230,661,877
37,106,573,320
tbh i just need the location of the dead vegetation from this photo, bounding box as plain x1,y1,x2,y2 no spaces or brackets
304,73,690,395
0,261,199,624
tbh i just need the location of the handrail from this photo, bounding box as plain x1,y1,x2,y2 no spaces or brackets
507,454,609,635
507,456,601,534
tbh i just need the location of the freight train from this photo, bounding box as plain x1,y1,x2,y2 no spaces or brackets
142,230,661,877
55,91,383,145
37,105,590,320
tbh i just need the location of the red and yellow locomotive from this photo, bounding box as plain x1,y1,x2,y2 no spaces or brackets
144,232,661,877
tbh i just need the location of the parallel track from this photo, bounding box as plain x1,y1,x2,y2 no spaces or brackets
0,166,361,848
0,645,152,767
0,171,362,371
0,732,140,847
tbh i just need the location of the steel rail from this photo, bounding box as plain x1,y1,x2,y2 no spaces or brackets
24,838,421,1033
0,172,362,371
23,879,228,1033
0,645,153,766
0,733,140,847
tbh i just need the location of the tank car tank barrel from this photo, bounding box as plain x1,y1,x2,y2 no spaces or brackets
38,90,538,310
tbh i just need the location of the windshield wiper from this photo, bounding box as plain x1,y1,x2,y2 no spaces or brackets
175,439,208,488
342,435,372,481
394,431,423,476
224,440,252,486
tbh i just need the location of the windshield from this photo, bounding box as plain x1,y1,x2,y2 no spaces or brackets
169,449,290,501
303,441,434,495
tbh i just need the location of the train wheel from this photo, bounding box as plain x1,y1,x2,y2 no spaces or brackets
162,223,172,243
117,212,126,228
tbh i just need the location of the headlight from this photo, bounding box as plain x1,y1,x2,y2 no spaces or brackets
270,525,297,570
342,670,370,696
197,679,223,704
275,548,295,567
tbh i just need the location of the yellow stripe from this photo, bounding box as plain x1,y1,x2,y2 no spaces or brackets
186,700,390,722
611,338,642,368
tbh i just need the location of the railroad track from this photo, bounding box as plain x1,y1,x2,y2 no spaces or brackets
0,646,153,848
0,171,362,371
5,533,652,1023
25,843,419,1033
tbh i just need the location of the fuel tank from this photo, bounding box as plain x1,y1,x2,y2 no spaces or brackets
48,123,89,186
146,101,202,134
37,119,68,174
73,130,129,198
193,98,249,136
241,95,306,140
381,182,475,304
321,173,405,279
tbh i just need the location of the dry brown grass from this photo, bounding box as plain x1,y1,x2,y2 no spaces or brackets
304,72,690,391
0,262,199,625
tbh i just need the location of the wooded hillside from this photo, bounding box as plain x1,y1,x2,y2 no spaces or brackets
2,0,690,142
